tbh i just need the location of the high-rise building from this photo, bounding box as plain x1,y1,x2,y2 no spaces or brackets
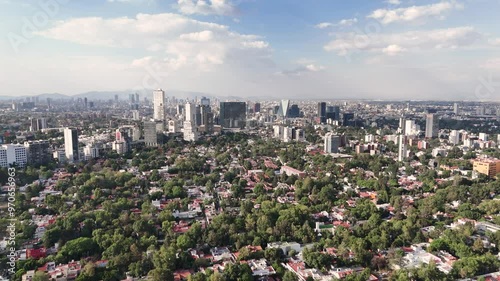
64,128,79,162
168,120,179,133
30,118,47,132
326,106,340,121
144,120,163,147
153,89,166,121
254,103,261,113
83,144,99,160
324,133,340,153
479,133,488,141
219,102,246,129
398,135,407,162
132,110,140,120
129,94,135,104
135,93,140,104
425,114,438,138
84,97,88,108
24,140,50,166
278,100,290,119
449,130,460,145
114,95,119,102
288,104,300,118
0,144,28,168
453,103,459,115
200,105,214,134
184,102,198,141
200,97,210,106
317,102,326,124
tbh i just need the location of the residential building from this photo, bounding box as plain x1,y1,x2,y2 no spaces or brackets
473,158,500,177
0,144,28,168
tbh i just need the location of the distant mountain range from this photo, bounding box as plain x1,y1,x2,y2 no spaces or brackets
0,90,247,101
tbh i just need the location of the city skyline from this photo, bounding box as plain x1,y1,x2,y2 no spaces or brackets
1,0,500,100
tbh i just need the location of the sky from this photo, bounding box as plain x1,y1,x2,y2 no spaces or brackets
1,0,500,100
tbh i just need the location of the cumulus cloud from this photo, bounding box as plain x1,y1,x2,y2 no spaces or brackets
324,26,480,56
177,0,235,16
382,44,406,56
36,13,271,72
368,1,464,25
315,18,358,29
385,0,401,5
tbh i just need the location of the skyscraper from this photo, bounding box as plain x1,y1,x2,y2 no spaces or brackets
453,103,459,115
64,128,79,162
144,120,163,147
278,100,290,119
425,114,438,138
219,102,247,129
153,89,165,121
317,102,326,123
324,133,340,153
398,135,407,162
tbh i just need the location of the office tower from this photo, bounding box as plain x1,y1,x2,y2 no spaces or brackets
324,133,340,153
425,113,438,138
24,140,50,166
200,105,214,134
184,102,198,141
453,103,459,115
144,120,163,147
0,144,28,168
254,103,261,113
64,128,79,162
135,93,140,104
278,100,290,119
398,135,407,162
219,102,247,129
288,104,300,118
129,94,135,104
342,113,355,126
201,97,210,106
449,130,460,145
317,102,327,123
114,95,119,102
29,118,46,132
185,102,195,122
153,89,166,121
326,106,340,121
47,98,52,109
177,104,184,116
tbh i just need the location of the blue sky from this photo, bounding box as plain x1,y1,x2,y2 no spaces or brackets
1,0,500,100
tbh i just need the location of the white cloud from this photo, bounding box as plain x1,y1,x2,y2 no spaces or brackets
385,0,401,5
368,1,464,25
324,26,480,56
36,13,271,72
489,38,500,46
177,0,235,16
382,44,406,55
338,18,358,26
315,22,333,29
315,18,358,29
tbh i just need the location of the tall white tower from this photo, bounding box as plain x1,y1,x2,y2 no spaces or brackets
153,89,165,121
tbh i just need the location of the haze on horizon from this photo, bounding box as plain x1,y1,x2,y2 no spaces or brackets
1,0,500,101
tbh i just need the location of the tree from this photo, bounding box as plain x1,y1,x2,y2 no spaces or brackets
283,271,298,281
33,271,50,281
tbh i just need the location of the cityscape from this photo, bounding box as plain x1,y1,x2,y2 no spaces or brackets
1,0,500,281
